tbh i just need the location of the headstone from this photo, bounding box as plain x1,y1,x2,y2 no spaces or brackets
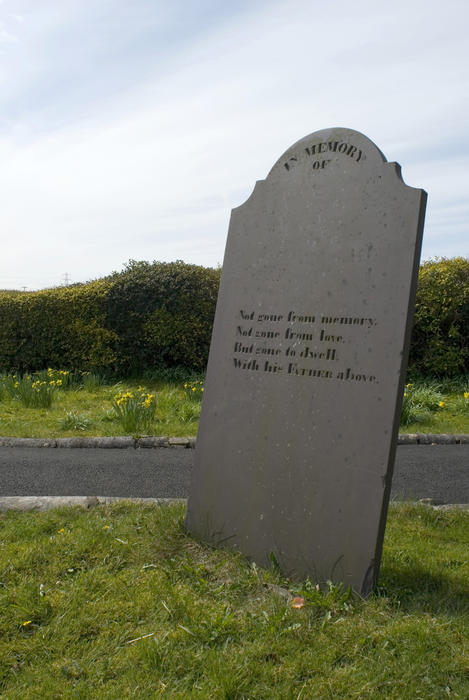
186,127,426,595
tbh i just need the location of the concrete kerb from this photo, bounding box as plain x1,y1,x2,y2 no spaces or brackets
0,436,196,448
0,496,467,513
0,496,187,512
0,434,467,448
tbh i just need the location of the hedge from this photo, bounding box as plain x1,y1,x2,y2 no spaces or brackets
0,261,220,375
0,257,467,377
409,257,469,377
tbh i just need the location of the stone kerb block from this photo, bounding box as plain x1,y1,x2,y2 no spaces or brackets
186,127,426,596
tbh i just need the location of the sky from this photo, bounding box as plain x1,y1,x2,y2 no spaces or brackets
0,0,467,290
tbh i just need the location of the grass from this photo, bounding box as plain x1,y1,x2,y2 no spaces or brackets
0,501,468,698
401,378,469,434
0,374,203,438
0,372,468,438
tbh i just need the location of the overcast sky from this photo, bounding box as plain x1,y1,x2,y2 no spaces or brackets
0,0,467,290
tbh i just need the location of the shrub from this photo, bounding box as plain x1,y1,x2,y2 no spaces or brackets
409,257,469,377
0,279,117,374
0,261,220,375
106,260,220,374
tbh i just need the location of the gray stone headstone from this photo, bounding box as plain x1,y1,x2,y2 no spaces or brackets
186,127,426,595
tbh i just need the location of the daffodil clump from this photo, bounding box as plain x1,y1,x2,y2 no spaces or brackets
46,367,72,387
453,390,469,414
111,387,157,433
0,373,19,401
11,375,61,408
183,380,204,401
400,382,447,426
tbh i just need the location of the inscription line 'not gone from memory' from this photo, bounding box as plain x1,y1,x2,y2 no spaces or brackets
186,127,427,596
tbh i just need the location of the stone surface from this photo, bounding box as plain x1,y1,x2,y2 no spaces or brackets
398,434,419,444
417,433,433,445
0,437,57,447
55,436,135,448
136,436,170,448
168,437,190,447
454,434,469,444
0,496,99,511
429,434,457,444
0,496,186,511
186,127,426,595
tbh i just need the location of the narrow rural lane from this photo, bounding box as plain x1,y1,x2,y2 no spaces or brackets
0,445,468,503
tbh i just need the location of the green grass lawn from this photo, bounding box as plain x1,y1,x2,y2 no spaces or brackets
0,377,203,438
1,502,468,698
0,373,468,438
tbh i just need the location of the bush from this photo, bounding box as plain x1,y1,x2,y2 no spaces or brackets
0,279,116,374
0,261,220,375
1,256,466,378
409,257,469,377
106,260,220,374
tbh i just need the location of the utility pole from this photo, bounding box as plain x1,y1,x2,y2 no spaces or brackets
62,272,72,286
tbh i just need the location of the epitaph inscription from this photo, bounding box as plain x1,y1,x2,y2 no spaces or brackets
233,309,378,383
186,128,426,595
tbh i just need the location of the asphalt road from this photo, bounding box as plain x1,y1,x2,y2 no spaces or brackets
0,445,468,503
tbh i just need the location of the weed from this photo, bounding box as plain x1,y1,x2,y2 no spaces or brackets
176,400,201,423
59,412,95,431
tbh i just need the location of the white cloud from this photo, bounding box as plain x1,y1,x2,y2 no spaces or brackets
0,0,467,289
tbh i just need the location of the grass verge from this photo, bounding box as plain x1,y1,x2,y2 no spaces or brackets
0,377,203,438
0,373,468,438
1,502,469,698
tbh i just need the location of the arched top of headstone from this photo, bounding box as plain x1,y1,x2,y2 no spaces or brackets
270,127,387,176
238,127,418,213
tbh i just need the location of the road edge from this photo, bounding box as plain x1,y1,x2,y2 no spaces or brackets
0,434,468,448
0,496,468,512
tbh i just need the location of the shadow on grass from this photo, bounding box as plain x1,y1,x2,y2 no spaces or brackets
376,560,469,615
